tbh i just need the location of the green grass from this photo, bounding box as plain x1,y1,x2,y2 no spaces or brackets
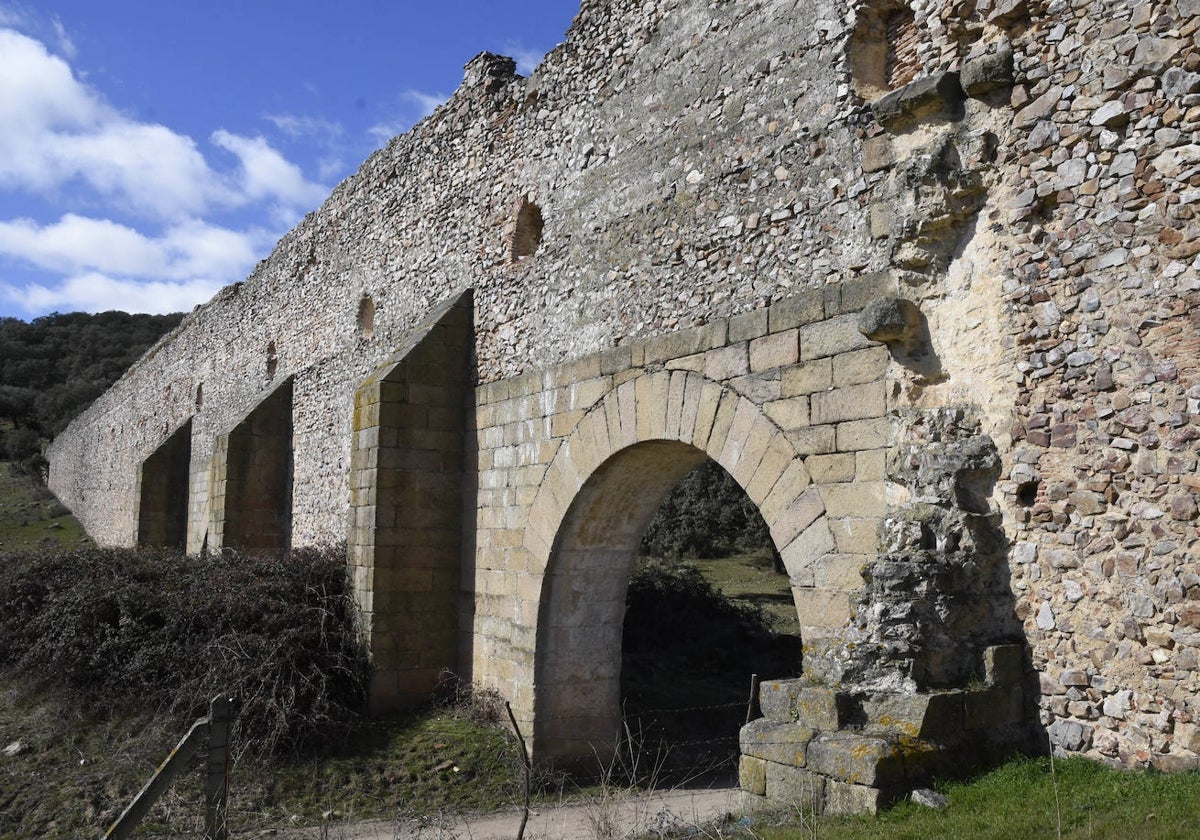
691,548,800,635
239,707,523,824
0,686,526,838
749,756,1200,840
0,462,91,550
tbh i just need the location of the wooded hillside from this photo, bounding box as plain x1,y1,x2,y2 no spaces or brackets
0,311,184,471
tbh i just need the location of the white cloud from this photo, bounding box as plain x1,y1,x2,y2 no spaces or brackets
0,28,328,221
0,4,27,28
263,113,349,185
0,29,102,134
50,16,74,59
0,213,265,283
53,122,232,218
367,121,404,145
265,113,342,141
8,272,224,315
368,89,449,145
0,214,270,316
0,23,336,318
503,42,546,76
0,214,163,275
403,89,449,116
211,130,329,216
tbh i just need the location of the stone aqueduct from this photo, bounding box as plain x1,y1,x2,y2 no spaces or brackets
48,0,1200,813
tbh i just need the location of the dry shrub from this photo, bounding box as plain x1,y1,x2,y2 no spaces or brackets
0,544,370,756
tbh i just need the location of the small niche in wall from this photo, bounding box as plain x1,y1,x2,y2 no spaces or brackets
357,295,376,339
510,198,544,261
885,7,920,89
849,2,922,101
195,383,203,409
266,341,278,380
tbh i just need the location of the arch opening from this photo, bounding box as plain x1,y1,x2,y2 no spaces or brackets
509,199,544,261
534,441,800,775
625,460,801,780
135,418,192,549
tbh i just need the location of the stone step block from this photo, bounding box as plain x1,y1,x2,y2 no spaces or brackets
852,690,965,740
739,718,816,766
806,732,905,787
758,680,849,729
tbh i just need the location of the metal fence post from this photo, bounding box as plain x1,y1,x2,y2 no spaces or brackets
204,696,232,840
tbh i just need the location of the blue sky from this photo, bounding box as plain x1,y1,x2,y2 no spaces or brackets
0,1,578,321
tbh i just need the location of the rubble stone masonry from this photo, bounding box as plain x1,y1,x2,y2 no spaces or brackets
46,0,1200,805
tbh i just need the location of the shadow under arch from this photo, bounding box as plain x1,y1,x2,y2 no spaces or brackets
523,370,826,768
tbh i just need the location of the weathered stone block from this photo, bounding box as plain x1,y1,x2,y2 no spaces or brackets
836,418,891,451
811,381,886,425
857,298,922,345
829,518,879,555
729,308,768,343
871,72,966,129
984,644,1025,687
806,733,904,787
759,681,845,729
960,43,1014,97
764,396,810,429
744,434,795,503
728,421,778,489
786,425,837,456
768,290,825,332
815,554,868,590
643,321,726,365
855,448,887,481
861,136,894,173
739,755,767,796
705,342,750,381
821,482,886,518
857,691,964,740
831,346,891,388
764,484,824,546
740,718,815,765
869,205,893,239
800,315,876,361
964,686,1025,730
750,329,799,372
781,358,833,396
807,453,855,484
728,371,782,403
840,272,899,314
705,392,742,458
823,780,885,815
765,762,826,810
780,520,837,581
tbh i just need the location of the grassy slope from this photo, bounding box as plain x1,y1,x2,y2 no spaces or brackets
0,462,91,550
692,548,800,635
0,688,524,839
753,756,1200,840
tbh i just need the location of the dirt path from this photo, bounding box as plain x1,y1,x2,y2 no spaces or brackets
260,784,744,839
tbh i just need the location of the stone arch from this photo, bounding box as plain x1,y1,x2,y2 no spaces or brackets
522,369,834,764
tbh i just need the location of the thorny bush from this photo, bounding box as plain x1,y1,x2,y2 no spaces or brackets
0,544,370,756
